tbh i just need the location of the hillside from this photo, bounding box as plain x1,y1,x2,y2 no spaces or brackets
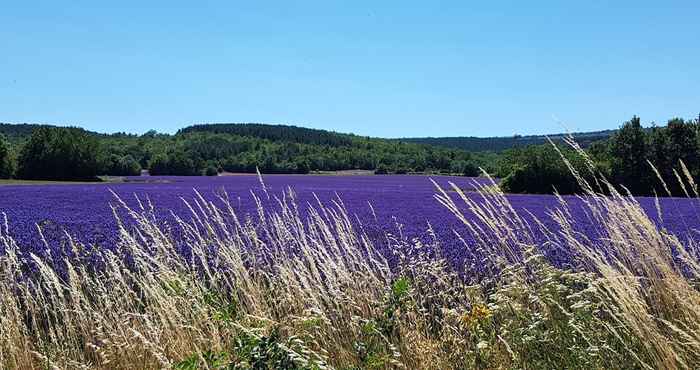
0,122,481,176
0,123,106,143
178,123,358,147
0,123,55,142
2,121,616,152
399,129,617,152
0,121,623,177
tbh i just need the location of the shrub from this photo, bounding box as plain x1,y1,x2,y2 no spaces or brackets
204,165,219,176
295,159,311,174
375,164,390,174
102,154,142,176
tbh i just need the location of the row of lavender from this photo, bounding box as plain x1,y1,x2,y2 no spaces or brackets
0,175,698,267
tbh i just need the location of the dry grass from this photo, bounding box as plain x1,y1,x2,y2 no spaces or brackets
1,166,700,369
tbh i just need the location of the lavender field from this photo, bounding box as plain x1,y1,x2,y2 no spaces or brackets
2,174,699,263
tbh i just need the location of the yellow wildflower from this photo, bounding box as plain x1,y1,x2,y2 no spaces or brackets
459,304,492,328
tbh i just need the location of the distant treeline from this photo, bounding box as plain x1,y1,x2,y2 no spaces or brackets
399,130,617,152
0,123,482,181
497,115,700,196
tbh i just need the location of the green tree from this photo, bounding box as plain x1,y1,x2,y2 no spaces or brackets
0,134,13,178
609,116,650,194
149,150,200,175
665,118,698,173
499,145,588,194
102,154,142,176
450,159,480,177
203,165,219,176
648,126,669,171
17,127,101,181
462,161,480,177
646,119,699,195
148,154,170,175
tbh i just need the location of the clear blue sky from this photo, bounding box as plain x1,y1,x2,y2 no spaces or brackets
1,1,698,137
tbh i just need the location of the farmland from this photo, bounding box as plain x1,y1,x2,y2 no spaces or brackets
2,173,700,368
2,174,696,264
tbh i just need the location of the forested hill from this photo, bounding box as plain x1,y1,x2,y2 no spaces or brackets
0,121,626,179
2,121,616,152
0,123,56,142
178,123,357,147
0,123,103,142
0,122,484,178
400,129,617,152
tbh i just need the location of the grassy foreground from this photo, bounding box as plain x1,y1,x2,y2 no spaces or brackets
1,164,700,369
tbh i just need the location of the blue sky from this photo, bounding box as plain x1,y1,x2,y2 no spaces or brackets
1,1,698,137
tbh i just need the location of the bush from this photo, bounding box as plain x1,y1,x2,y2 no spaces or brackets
395,167,409,175
17,127,101,181
375,165,390,175
204,165,219,176
295,159,311,174
102,154,142,176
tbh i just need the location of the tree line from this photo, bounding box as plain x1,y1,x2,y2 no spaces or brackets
3,117,697,195
498,115,700,196
399,130,616,152
0,124,482,181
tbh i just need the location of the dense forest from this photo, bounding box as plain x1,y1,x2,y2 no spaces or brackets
179,123,356,147
0,123,483,180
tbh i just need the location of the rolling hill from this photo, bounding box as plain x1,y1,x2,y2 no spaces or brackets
178,123,358,147
1,121,617,153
